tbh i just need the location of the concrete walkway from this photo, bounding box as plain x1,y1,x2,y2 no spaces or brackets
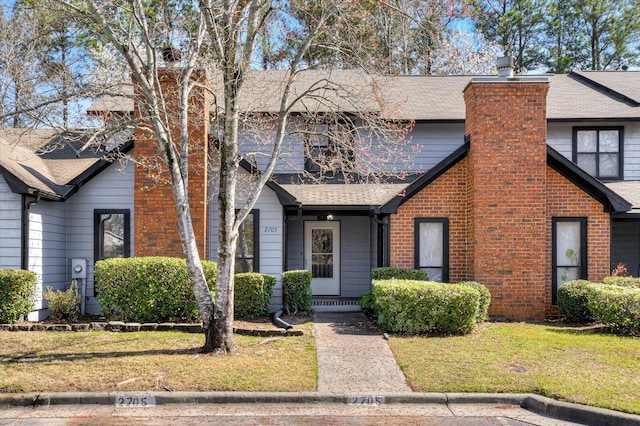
312,311,412,394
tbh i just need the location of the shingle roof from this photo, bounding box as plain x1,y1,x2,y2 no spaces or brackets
279,182,408,208
573,71,640,105
0,130,132,200
605,181,640,212
86,84,135,114
87,69,640,121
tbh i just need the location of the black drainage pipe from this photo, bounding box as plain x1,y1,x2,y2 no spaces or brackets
272,308,293,330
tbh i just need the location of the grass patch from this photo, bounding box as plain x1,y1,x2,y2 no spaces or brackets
388,322,640,414
0,322,316,392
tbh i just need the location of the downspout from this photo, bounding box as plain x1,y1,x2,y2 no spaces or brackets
21,192,40,270
371,208,389,267
283,206,302,272
274,206,302,330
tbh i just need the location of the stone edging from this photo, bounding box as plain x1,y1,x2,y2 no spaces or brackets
0,322,303,337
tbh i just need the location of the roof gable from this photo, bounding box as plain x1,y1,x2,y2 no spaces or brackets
0,131,133,201
379,141,469,214
546,145,631,213
378,142,631,215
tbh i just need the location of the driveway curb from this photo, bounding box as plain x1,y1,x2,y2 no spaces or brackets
1,392,638,425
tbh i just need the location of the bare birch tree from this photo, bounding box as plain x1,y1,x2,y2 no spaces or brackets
39,0,410,354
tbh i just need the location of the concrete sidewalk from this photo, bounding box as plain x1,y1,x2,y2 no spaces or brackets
313,311,412,394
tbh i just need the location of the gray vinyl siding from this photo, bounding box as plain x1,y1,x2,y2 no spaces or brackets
27,201,67,320
372,123,466,172
239,120,467,174
286,215,372,298
0,175,22,269
611,220,640,276
238,121,304,174
547,122,640,180
209,174,285,310
66,158,135,314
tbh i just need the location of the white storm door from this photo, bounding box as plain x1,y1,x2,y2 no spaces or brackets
304,221,340,296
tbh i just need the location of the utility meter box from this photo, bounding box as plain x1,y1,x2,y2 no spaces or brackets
71,258,87,280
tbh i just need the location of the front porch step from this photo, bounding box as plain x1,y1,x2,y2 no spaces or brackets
312,299,361,312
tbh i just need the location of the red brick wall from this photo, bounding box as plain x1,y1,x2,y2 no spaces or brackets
390,159,471,283
133,69,209,258
464,81,550,320
545,167,611,317
388,78,613,321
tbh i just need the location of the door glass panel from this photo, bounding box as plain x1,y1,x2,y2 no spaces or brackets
577,130,597,152
311,228,333,278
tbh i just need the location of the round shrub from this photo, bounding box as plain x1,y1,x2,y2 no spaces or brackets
371,267,427,281
234,272,276,320
372,279,479,335
95,257,217,323
282,270,312,314
455,281,491,322
557,280,597,323
588,284,640,335
0,269,37,324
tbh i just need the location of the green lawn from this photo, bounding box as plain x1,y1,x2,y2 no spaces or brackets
0,325,316,393
388,322,640,414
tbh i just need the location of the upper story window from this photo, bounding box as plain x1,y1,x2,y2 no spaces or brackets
304,121,355,174
94,209,130,261
573,127,623,180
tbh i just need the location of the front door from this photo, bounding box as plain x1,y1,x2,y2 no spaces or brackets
304,221,340,296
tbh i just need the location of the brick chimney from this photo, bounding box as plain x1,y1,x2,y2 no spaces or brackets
463,73,549,321
133,68,209,258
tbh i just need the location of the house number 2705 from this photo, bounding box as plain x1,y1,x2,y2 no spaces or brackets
263,227,278,233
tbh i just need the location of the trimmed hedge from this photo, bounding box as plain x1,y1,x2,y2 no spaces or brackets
371,267,427,281
372,279,479,334
588,284,640,335
282,270,312,314
359,289,376,319
234,272,276,320
0,269,37,324
603,276,640,288
455,281,491,322
557,280,597,323
95,257,217,323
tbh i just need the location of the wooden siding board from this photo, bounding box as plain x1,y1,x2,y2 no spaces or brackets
0,175,22,269
66,158,135,315
210,171,285,310
27,201,68,320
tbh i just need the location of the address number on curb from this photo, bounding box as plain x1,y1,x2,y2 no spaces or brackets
115,394,156,407
347,395,385,406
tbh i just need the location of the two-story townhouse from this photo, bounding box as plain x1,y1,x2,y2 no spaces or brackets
1,65,639,320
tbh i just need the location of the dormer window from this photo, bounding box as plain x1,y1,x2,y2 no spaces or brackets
573,127,623,180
